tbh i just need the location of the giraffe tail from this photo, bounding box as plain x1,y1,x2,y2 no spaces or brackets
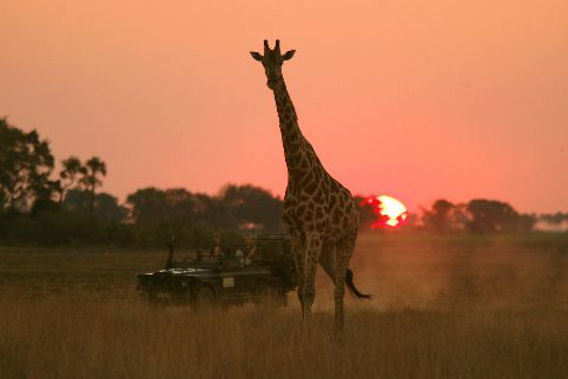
345,269,372,300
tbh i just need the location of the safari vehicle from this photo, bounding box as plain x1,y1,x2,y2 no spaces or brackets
136,234,296,307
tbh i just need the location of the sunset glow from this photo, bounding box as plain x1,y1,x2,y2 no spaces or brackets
361,195,408,229
0,1,566,213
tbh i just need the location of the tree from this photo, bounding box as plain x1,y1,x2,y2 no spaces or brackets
219,184,283,230
517,213,537,233
0,118,57,211
126,187,170,227
164,188,196,227
126,187,197,246
30,179,61,215
61,189,125,222
93,193,128,224
79,157,107,217
466,199,528,233
62,188,90,213
354,195,379,229
540,212,568,226
59,156,84,204
357,195,391,229
423,199,456,232
422,199,470,232
192,192,233,228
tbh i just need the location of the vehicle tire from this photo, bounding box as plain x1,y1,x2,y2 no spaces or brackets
193,286,216,310
172,281,192,304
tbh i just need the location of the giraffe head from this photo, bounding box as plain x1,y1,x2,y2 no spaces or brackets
250,40,295,90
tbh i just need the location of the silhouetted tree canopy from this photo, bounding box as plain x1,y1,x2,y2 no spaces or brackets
423,199,455,232
59,156,83,202
63,189,127,224
0,118,57,212
219,184,282,230
0,117,558,247
126,184,283,233
540,212,568,225
422,200,470,232
466,199,535,233
127,187,170,227
80,157,107,217
354,195,378,228
420,198,536,233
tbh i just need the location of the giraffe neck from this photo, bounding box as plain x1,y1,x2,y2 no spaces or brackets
271,77,313,183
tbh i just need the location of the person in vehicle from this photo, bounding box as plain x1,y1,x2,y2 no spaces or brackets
243,233,259,265
209,232,225,259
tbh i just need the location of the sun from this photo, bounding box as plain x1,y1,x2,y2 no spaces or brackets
360,194,408,229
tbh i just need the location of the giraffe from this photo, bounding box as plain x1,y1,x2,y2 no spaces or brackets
251,40,370,332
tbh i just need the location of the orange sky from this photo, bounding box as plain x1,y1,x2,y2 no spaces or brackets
1,0,567,213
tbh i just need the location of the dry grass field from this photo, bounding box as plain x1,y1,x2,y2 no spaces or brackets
1,233,567,378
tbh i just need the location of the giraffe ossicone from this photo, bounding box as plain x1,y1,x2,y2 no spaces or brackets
251,39,371,333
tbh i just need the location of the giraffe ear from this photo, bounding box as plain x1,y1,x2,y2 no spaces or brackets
282,50,296,61
250,51,263,61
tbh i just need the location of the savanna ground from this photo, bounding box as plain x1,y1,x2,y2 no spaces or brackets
1,233,568,378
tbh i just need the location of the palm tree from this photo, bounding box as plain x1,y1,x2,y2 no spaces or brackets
79,157,107,218
59,156,83,204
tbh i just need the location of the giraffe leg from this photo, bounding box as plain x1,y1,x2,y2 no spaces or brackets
334,235,356,334
302,232,323,321
319,240,336,284
288,233,305,316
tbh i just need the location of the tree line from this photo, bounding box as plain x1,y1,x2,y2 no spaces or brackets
418,199,539,233
0,118,284,247
1,118,564,248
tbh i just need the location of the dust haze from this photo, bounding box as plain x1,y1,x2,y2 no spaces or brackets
1,233,568,378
